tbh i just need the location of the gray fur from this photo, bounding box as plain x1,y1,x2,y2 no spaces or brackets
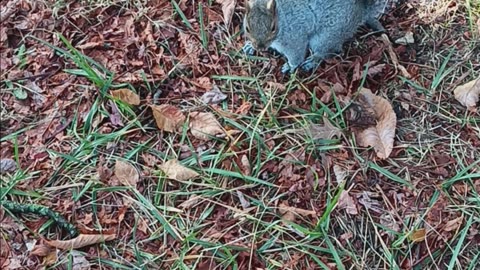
244,0,394,73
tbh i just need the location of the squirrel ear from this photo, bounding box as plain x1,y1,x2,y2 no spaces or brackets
246,0,254,9
266,0,275,10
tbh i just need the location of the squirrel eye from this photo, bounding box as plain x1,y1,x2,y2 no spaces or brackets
271,22,276,32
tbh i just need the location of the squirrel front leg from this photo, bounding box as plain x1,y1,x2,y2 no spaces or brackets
273,41,308,74
301,34,343,72
243,41,256,56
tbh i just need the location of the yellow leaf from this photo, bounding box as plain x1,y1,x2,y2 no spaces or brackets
356,88,397,159
159,159,199,181
114,160,139,187
151,104,186,132
409,228,426,243
46,234,116,250
110,89,140,105
453,78,480,111
189,112,224,140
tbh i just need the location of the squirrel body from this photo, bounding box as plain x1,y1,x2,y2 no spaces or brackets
244,0,391,73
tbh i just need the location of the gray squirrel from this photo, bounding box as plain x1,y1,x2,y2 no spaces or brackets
243,0,394,73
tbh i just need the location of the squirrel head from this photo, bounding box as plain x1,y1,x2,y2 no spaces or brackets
244,0,278,51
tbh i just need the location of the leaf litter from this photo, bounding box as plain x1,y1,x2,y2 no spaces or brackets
0,0,478,269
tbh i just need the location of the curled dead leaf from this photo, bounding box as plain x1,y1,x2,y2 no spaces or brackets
151,104,186,132
453,78,480,111
110,88,140,106
215,0,236,26
159,159,199,181
337,190,358,215
114,160,139,187
356,88,397,159
30,244,52,257
189,112,224,140
46,234,116,250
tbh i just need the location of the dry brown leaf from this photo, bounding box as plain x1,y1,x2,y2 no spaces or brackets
356,88,397,159
279,202,316,223
189,112,224,140
159,159,199,181
151,104,186,132
216,0,236,26
110,88,140,106
200,86,227,104
443,216,463,232
178,195,202,209
46,234,116,250
30,244,52,257
337,190,358,215
307,117,342,140
453,78,480,111
114,160,139,187
408,228,426,243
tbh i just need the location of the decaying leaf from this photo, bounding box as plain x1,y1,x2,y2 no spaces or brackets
110,88,140,105
356,88,397,159
216,0,236,26
189,112,224,140
333,165,348,185
453,78,480,111
278,202,316,223
178,195,202,209
151,104,186,132
200,86,227,104
307,117,342,140
46,234,116,250
443,216,463,232
114,160,139,187
408,228,426,243
159,159,199,181
337,190,358,215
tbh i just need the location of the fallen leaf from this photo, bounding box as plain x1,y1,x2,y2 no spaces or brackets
453,78,480,111
394,31,415,45
189,112,224,140
151,104,186,132
337,190,358,215
356,88,397,159
333,165,348,185
216,0,236,26
178,195,202,208
443,216,463,232
71,250,91,270
159,159,199,181
408,228,426,243
110,88,140,105
46,234,116,250
30,244,52,257
307,117,342,140
278,201,316,223
114,160,139,187
367,64,386,77
200,85,227,104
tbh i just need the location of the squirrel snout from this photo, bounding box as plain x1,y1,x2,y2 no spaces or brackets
255,42,267,51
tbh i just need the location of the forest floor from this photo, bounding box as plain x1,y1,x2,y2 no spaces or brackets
0,0,479,269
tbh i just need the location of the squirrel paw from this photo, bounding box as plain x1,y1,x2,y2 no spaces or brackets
281,63,292,74
242,42,255,56
301,57,320,72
